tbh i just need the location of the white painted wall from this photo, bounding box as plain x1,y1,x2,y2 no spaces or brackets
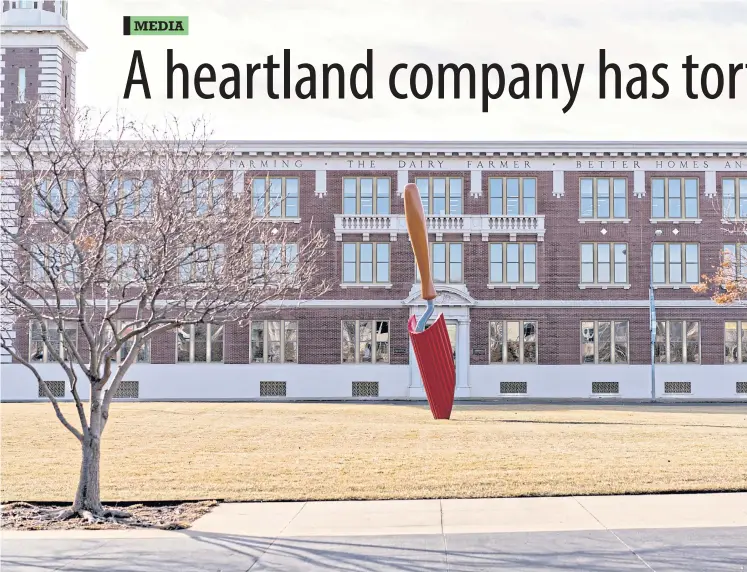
2,363,745,401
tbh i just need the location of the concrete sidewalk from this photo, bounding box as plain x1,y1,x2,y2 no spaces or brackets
3,493,747,571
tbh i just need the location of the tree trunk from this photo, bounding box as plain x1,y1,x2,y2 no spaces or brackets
73,405,104,514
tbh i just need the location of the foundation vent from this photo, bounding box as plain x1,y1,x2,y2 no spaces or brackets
664,381,691,394
38,380,65,398
113,381,140,399
592,382,619,394
736,382,747,394
500,381,528,394
260,381,287,397
352,381,379,397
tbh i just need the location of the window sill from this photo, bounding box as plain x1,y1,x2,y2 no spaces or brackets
579,283,631,290
649,218,701,224
340,283,393,289
652,284,698,290
721,218,746,224
487,283,540,290
578,218,630,224
487,363,537,366
264,217,302,223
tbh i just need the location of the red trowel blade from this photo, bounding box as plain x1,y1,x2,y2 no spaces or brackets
408,313,456,420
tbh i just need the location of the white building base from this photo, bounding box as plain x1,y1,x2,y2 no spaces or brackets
1,363,745,401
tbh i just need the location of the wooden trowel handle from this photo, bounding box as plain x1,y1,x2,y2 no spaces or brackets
404,183,437,301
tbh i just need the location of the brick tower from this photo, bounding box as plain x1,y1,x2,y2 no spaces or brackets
1,0,86,136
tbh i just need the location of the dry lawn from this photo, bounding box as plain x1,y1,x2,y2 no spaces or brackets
2,402,746,502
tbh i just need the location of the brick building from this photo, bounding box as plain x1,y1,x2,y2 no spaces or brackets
2,2,746,401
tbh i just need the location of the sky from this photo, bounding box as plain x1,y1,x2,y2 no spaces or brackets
67,0,747,141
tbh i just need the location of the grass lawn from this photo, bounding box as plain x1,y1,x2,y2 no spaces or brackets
2,402,746,502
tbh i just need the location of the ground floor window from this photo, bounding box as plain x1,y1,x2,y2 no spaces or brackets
177,324,224,363
29,320,77,363
117,321,150,363
341,320,389,363
251,321,298,363
581,321,629,364
725,321,747,364
655,320,700,364
490,320,537,364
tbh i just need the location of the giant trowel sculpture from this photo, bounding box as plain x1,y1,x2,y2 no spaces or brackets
404,183,456,420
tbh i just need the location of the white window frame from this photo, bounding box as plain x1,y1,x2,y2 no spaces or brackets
116,320,150,364
489,242,538,287
580,320,629,364
725,321,747,364
579,177,628,220
342,177,391,215
341,320,390,364
414,177,463,215
29,243,78,284
651,177,700,221
29,319,77,363
178,244,224,284
250,320,298,363
17,67,26,103
655,320,700,364
652,243,699,287
252,177,299,219
176,323,224,363
489,177,537,216
723,244,747,280
722,178,747,220
580,242,629,288
416,243,463,284
182,176,225,217
489,320,537,364
107,177,153,219
33,179,79,219
252,243,298,280
342,242,391,286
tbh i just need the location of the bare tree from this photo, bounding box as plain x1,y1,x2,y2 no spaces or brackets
0,104,327,521
693,194,747,305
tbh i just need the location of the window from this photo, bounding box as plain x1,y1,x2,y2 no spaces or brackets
178,244,224,283
342,243,390,284
652,243,699,285
105,243,138,284
723,244,747,280
723,178,747,220
29,243,77,284
116,321,150,363
341,320,389,363
252,243,298,280
655,320,700,364
489,177,536,216
580,177,627,219
580,243,628,285
108,178,153,218
651,177,699,219
252,177,299,218
29,320,77,363
725,321,747,364
415,177,462,215
489,243,537,285
18,0,35,8
251,320,297,363
17,68,26,102
415,243,463,284
177,324,224,363
343,177,390,215
182,177,225,216
581,321,629,364
33,179,79,218
489,320,537,364
64,75,68,106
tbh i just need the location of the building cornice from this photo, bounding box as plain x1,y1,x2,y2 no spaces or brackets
1,25,88,54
